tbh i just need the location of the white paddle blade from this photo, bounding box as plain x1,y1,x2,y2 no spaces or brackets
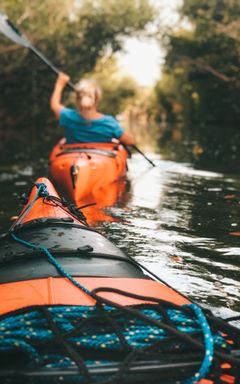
0,12,30,47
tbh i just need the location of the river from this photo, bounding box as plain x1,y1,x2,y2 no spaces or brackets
0,135,240,323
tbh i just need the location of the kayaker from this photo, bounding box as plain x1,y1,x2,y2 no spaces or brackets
50,72,135,145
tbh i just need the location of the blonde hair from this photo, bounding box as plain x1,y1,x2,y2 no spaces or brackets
75,79,102,110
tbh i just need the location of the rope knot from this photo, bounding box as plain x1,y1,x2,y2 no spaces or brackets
35,183,50,198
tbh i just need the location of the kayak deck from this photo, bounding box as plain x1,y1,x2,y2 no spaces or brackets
0,178,239,383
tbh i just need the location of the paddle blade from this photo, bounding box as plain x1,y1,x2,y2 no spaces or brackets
0,12,30,47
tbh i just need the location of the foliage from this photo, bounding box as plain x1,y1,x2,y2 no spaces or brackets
0,0,154,145
87,57,138,116
154,0,240,124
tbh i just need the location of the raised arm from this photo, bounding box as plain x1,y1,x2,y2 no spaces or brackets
50,72,70,120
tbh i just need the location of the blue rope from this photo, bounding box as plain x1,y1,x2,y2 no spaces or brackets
183,304,214,384
10,233,92,296
10,183,92,296
0,306,223,365
8,182,216,381
11,183,49,228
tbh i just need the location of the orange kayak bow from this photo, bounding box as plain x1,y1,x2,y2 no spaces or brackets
0,178,239,383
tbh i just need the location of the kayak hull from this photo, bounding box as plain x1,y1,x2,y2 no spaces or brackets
0,277,189,316
49,139,128,202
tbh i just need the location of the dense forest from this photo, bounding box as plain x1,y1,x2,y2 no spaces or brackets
1,0,240,169
153,0,240,169
0,0,154,147
155,0,240,124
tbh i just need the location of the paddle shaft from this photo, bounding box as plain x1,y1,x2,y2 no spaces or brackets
29,45,76,91
131,145,156,167
0,13,75,91
1,13,155,164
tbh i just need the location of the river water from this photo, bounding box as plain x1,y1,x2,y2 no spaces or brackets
0,138,240,322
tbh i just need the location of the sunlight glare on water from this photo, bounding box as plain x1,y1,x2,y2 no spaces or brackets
0,150,240,322
103,154,240,320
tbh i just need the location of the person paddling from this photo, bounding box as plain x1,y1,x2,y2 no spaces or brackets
50,72,135,145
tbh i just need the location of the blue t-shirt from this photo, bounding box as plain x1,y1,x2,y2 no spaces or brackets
59,107,124,144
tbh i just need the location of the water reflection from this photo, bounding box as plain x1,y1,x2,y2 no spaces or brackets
158,122,240,173
101,155,240,320
0,144,240,322
75,178,129,224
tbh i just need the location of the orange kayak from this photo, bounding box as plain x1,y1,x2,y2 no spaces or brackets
0,178,239,383
49,139,129,202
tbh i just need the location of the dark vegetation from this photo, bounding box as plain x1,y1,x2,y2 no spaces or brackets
0,0,154,149
1,0,240,170
155,0,240,124
154,0,240,170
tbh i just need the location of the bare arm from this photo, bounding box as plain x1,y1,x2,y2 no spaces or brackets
50,72,70,120
119,132,135,145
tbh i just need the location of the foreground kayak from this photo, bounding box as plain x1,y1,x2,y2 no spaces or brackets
0,178,239,383
49,139,129,202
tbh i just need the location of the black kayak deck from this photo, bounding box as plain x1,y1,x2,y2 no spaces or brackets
0,219,148,284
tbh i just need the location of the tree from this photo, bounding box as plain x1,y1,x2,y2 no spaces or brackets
0,0,155,145
155,0,240,124
88,57,138,116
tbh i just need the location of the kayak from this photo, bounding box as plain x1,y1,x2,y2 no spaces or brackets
0,178,239,383
49,139,129,203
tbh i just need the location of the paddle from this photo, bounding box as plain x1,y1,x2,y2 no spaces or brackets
0,12,156,167
131,144,156,167
0,12,75,91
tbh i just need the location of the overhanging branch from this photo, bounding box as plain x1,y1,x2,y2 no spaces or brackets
179,56,233,82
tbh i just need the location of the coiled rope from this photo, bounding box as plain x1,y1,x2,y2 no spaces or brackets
2,182,239,383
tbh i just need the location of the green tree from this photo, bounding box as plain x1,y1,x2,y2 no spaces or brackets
88,57,138,116
0,0,154,145
155,0,240,124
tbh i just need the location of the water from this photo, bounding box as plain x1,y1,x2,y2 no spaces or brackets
0,140,240,322
102,155,240,320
